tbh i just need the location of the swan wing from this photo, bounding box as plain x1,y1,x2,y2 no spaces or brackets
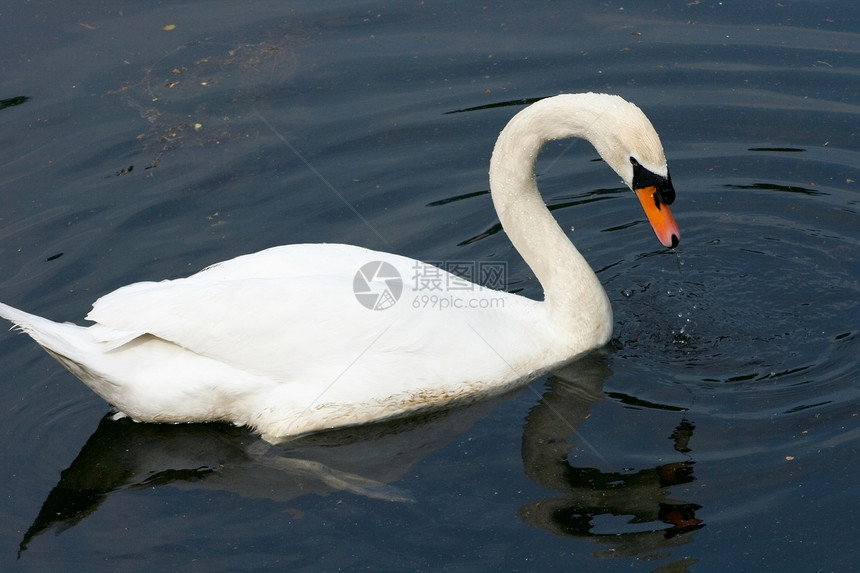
87,273,402,379
86,244,519,376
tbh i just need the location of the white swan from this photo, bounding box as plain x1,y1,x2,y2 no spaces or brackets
0,93,679,443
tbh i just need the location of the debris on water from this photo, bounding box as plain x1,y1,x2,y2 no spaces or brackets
107,25,304,169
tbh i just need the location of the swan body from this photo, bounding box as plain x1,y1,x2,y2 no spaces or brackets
0,93,679,443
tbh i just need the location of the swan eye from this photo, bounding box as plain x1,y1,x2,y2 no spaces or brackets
631,161,676,206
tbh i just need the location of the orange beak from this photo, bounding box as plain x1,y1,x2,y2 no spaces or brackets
635,186,680,248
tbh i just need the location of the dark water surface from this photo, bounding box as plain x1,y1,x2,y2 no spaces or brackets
1,1,858,571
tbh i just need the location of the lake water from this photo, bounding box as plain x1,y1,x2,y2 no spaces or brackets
1,1,858,571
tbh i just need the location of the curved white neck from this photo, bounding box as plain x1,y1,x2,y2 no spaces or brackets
488,94,615,338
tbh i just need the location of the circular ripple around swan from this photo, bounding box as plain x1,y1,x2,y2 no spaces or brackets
599,162,859,460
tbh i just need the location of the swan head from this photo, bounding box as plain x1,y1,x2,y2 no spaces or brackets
576,94,680,248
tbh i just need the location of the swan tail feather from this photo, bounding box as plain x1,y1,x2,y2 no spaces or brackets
0,302,143,353
0,301,88,354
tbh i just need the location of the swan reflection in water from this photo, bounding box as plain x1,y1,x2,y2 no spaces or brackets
19,353,703,558
519,354,704,558
18,393,505,556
